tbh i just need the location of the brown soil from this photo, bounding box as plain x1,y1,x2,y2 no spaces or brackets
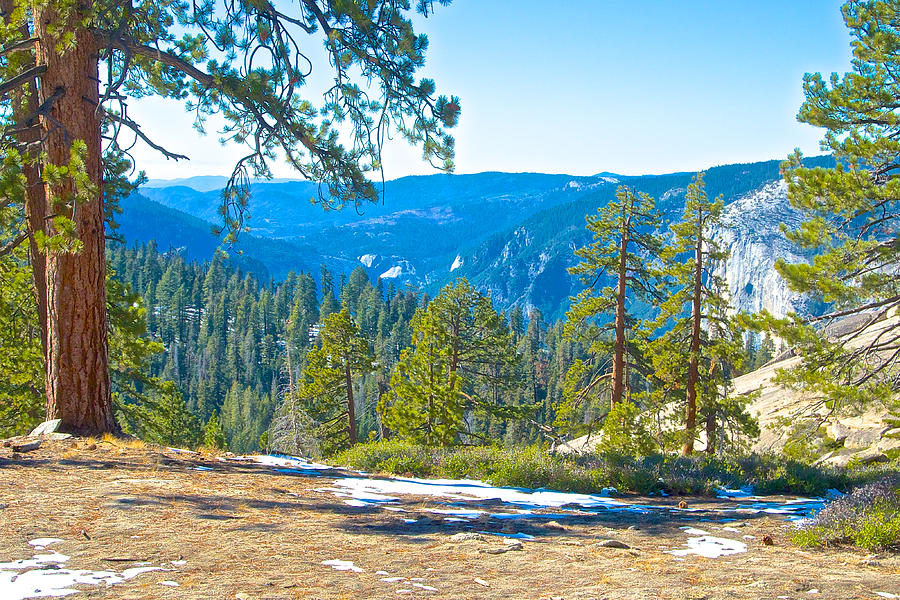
1,437,898,600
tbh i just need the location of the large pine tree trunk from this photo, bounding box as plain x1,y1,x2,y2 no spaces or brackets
34,2,117,435
682,210,703,456
610,201,629,408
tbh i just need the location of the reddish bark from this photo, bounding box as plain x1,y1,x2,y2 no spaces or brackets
345,363,356,445
610,196,629,408
34,2,117,435
682,204,703,456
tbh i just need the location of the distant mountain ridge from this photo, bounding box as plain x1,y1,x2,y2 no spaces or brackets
121,156,834,319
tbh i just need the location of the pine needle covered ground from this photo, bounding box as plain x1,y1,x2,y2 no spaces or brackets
1,437,898,600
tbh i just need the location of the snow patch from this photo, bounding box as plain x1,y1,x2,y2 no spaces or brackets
667,536,747,558
325,475,634,512
0,550,164,600
450,255,463,272
322,559,363,573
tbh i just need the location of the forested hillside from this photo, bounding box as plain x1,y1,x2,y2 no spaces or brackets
108,243,602,452
129,156,834,321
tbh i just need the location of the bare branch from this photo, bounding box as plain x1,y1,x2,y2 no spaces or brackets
103,110,189,161
0,65,47,97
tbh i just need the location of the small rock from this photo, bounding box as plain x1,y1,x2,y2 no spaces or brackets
596,539,630,549
677,500,688,509
11,438,41,452
480,542,523,554
449,533,483,542
30,419,62,436
762,535,774,546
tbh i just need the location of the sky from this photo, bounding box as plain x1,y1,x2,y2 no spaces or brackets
129,1,852,181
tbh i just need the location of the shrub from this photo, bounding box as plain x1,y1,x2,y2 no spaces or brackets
333,440,899,498
792,477,900,551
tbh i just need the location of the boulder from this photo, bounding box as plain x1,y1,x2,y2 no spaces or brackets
823,451,857,468
812,451,836,466
874,437,900,454
595,539,630,549
853,447,888,464
30,419,62,436
826,421,852,443
844,427,888,450
11,438,41,452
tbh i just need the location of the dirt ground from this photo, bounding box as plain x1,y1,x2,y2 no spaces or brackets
1,437,898,600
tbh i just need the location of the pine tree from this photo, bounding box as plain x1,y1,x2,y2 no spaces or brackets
560,187,663,434
0,0,458,435
295,308,374,452
752,1,900,419
378,278,522,446
648,173,756,454
202,410,227,450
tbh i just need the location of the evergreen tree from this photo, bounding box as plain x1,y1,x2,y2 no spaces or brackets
751,0,900,421
379,278,522,446
295,308,374,452
203,410,227,450
560,187,663,434
0,0,458,435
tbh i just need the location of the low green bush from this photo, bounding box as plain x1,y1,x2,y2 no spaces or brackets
791,477,900,551
333,440,899,497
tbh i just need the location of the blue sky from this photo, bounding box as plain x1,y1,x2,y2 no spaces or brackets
131,0,851,180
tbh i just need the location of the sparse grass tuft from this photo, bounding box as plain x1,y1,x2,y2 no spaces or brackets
334,440,899,497
99,433,147,450
791,476,900,551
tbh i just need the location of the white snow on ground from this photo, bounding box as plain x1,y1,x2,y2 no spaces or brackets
322,560,363,573
0,549,164,600
247,455,333,471
450,255,463,271
679,527,711,536
236,453,828,525
667,536,747,558
715,487,756,499
479,531,536,541
324,475,634,511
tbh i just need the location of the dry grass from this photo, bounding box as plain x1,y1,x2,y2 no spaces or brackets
1,438,898,600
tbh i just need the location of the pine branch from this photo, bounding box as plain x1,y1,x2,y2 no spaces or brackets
0,65,47,97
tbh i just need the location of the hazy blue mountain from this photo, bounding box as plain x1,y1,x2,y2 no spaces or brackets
123,156,833,318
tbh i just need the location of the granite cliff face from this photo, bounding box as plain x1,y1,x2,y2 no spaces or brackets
714,180,813,318
453,166,828,321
